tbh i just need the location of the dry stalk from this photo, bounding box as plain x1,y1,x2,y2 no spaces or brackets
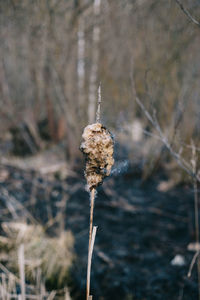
81,86,114,300
18,244,25,300
86,225,97,300
130,63,200,297
188,142,200,300
88,189,95,251
86,189,96,300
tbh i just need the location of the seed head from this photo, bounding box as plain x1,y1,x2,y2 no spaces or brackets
81,123,114,190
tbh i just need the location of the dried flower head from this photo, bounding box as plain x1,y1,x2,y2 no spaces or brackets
81,122,114,190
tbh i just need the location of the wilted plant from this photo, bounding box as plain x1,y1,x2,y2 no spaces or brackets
81,86,114,300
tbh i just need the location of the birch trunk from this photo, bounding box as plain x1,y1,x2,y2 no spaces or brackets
88,0,101,124
77,17,85,114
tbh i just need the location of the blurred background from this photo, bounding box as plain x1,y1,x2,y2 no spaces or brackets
0,0,200,299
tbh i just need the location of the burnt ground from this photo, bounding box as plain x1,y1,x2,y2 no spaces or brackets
0,163,199,300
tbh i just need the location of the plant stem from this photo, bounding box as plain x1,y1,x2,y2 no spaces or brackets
86,188,95,300
194,177,200,300
96,83,101,123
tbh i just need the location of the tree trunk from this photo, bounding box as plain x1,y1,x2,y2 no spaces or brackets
88,0,101,124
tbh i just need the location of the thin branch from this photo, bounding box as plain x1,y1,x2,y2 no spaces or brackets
142,129,162,141
175,0,200,28
191,142,199,245
191,141,200,300
130,66,198,181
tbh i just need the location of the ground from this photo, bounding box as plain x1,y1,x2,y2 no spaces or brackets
0,162,198,300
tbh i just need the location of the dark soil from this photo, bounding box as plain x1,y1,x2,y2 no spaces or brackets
0,163,198,300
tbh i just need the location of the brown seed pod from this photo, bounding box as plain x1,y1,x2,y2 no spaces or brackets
81,122,114,190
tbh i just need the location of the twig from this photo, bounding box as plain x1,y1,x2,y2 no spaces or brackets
96,249,114,267
175,0,200,28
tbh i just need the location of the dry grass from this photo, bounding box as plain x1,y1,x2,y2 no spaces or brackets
0,221,74,298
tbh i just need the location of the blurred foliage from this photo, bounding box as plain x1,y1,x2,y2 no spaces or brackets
0,0,200,173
